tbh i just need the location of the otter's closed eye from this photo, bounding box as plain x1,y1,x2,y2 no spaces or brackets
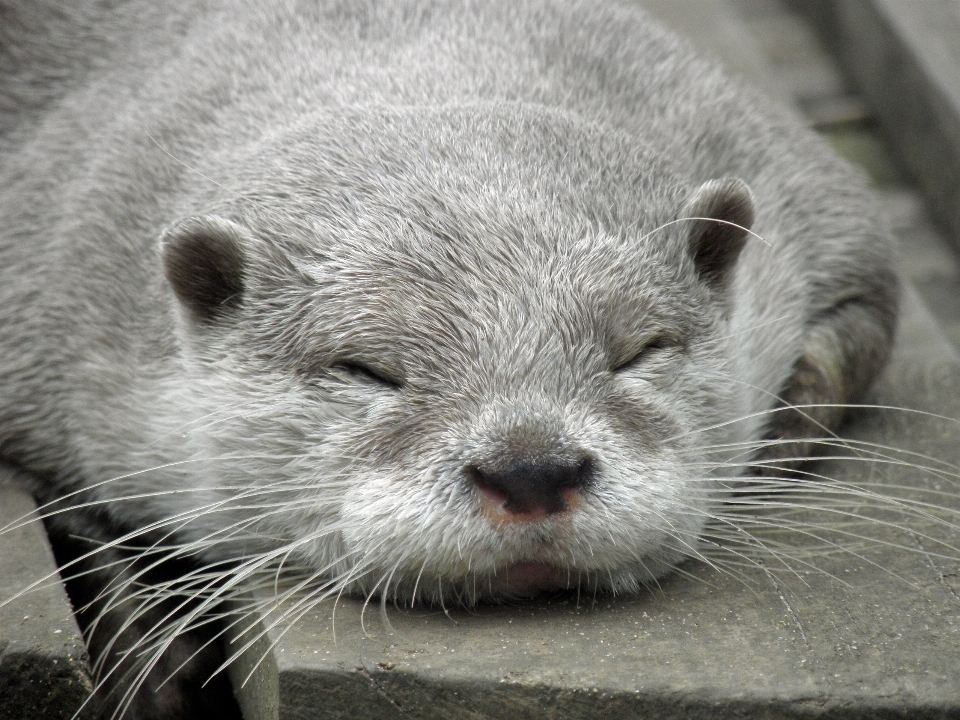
612,336,678,373
332,360,404,389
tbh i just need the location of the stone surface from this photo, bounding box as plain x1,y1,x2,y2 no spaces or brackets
739,11,848,105
886,188,960,356
0,467,92,720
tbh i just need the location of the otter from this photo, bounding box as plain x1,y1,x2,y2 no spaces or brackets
0,0,897,716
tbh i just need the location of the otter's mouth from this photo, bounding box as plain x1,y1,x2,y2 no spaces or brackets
486,562,578,597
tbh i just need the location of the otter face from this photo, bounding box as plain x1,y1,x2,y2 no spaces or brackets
160,108,754,604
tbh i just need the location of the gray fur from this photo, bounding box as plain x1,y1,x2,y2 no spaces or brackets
0,0,897,713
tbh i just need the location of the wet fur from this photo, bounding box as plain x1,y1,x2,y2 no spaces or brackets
0,0,899,716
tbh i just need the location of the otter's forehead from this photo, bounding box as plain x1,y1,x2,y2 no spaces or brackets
292,218,699,389
237,105,701,384
237,104,687,238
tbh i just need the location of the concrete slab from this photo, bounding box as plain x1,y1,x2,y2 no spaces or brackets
739,12,848,105
0,466,93,720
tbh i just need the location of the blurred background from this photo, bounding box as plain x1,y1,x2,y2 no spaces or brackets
641,0,960,354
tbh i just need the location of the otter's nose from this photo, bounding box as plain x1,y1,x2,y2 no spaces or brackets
469,459,592,518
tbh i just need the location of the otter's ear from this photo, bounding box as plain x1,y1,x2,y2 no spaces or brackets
162,216,248,321
680,178,755,288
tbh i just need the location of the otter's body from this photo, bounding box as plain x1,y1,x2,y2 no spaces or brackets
0,0,896,714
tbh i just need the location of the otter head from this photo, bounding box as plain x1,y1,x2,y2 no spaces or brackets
158,106,755,603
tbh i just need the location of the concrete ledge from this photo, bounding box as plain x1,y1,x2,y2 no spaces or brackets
790,0,960,249
0,467,92,720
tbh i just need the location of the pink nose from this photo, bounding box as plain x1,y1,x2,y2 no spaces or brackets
468,458,592,517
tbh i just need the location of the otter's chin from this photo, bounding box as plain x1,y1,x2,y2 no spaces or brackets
485,562,578,597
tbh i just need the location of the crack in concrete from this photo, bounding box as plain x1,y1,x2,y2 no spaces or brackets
357,664,406,715
761,563,830,680
922,545,960,603
762,565,810,647
900,501,960,603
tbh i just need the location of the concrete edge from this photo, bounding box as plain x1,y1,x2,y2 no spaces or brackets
226,595,280,720
0,467,93,720
789,0,960,250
